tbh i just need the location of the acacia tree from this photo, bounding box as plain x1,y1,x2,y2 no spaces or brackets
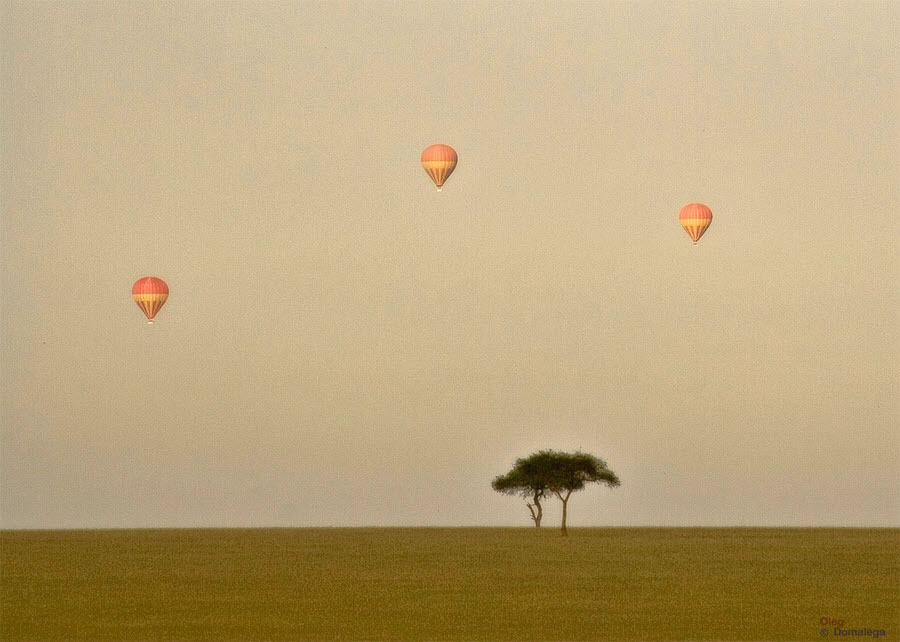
545,451,620,536
492,450,620,535
491,451,558,527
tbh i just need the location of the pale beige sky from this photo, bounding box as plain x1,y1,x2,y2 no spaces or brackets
1,0,896,528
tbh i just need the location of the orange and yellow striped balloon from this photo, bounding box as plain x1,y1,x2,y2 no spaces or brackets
132,276,168,324
421,144,457,191
679,203,712,245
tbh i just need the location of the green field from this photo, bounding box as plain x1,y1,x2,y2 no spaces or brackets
1,528,897,641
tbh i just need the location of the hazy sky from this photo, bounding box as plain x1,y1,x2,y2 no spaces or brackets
1,1,896,529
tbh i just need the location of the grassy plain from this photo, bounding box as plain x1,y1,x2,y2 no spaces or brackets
1,528,897,641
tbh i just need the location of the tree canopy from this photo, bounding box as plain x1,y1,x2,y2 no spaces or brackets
492,449,620,535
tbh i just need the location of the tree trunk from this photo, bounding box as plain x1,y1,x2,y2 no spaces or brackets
558,490,572,536
526,491,544,528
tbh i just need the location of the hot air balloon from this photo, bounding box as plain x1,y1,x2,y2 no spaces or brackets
132,277,168,324
679,203,712,245
421,144,457,191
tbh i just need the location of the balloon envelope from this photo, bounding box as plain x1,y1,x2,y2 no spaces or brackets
132,277,168,323
679,203,712,245
421,144,457,191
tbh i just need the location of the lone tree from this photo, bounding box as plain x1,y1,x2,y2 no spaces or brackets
546,451,620,536
492,450,620,535
491,451,558,527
